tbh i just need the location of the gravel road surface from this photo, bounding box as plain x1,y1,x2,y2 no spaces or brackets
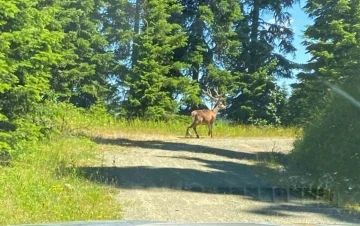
81,132,360,225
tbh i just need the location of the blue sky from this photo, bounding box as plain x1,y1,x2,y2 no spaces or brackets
286,1,312,65
262,1,313,88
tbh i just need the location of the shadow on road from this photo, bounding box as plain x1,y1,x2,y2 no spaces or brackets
75,164,360,224
76,153,280,189
91,136,288,164
74,135,360,224
79,136,290,193
248,203,360,223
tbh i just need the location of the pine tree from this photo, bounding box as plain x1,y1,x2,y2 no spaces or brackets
288,0,360,125
122,0,196,119
171,0,243,114
0,0,66,149
225,0,300,124
48,0,114,108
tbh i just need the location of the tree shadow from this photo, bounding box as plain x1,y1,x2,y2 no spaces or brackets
247,203,360,223
75,136,360,223
76,154,279,190
75,163,360,224
91,136,288,164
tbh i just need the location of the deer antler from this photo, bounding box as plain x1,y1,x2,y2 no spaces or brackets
213,87,221,97
202,88,217,101
203,87,225,102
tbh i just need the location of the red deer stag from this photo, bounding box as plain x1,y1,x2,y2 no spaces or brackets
185,88,226,138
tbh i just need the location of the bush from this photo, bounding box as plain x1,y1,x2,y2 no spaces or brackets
0,101,122,224
0,100,113,162
290,77,360,192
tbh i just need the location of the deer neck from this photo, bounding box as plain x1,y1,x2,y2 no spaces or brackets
212,104,221,114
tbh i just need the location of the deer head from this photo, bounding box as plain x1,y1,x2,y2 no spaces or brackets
202,87,226,111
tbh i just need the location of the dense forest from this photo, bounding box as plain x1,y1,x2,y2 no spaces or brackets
1,0,359,141
0,0,304,128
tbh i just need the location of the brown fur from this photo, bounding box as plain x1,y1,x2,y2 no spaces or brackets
185,102,226,138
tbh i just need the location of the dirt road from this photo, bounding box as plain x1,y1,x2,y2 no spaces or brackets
80,133,360,224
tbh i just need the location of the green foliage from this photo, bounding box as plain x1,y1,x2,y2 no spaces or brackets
0,0,64,120
32,100,115,135
1,0,302,130
68,0,300,123
122,0,193,119
226,61,287,125
287,77,331,125
225,0,299,124
289,0,360,125
290,77,360,192
0,135,122,225
286,0,360,208
174,0,243,81
0,97,120,224
0,0,307,222
201,64,239,96
1,96,113,159
234,0,299,76
0,0,66,154
48,0,114,108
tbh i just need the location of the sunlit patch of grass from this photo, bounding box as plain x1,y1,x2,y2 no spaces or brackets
0,136,122,225
333,192,360,213
86,118,301,138
214,122,301,138
345,203,360,213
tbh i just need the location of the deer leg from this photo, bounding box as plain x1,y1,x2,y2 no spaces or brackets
185,126,192,138
193,126,200,138
186,120,197,138
209,124,213,138
207,124,211,136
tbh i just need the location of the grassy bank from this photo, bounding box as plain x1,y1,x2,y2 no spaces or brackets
40,102,299,138
0,135,122,225
88,118,300,138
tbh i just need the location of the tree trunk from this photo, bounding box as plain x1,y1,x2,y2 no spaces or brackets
132,0,142,68
249,0,260,73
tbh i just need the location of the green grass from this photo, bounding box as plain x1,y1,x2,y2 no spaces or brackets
86,118,300,138
0,102,300,225
41,102,299,138
0,135,122,225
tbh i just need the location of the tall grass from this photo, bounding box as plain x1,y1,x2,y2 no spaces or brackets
41,102,298,138
0,135,122,225
88,117,300,138
0,102,123,225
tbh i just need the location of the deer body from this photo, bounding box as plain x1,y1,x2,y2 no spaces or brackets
185,88,226,138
